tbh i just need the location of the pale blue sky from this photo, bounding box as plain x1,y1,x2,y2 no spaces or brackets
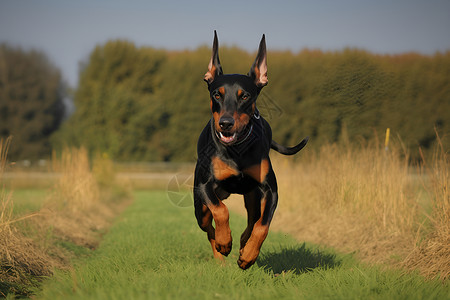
1,0,449,87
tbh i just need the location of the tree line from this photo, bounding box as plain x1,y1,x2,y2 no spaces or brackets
1,41,449,162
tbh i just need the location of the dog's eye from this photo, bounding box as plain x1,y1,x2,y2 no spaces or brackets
242,94,249,101
213,93,220,100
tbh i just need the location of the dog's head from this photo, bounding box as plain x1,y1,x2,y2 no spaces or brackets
204,31,268,145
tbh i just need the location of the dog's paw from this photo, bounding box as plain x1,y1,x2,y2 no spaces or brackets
237,247,259,270
215,240,232,256
215,227,232,256
237,256,256,270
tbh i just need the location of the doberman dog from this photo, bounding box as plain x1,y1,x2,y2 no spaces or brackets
194,31,308,270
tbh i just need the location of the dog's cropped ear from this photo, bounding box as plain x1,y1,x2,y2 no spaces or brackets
204,30,223,84
248,34,268,88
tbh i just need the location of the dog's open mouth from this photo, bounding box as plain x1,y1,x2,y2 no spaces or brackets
218,131,237,144
215,124,253,146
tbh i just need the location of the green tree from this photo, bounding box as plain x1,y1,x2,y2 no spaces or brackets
0,44,65,160
54,40,167,160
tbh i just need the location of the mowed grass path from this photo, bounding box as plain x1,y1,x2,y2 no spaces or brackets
37,191,448,300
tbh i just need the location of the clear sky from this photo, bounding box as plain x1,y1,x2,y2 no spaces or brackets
1,0,449,87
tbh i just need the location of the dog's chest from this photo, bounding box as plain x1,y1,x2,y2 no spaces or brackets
211,155,269,184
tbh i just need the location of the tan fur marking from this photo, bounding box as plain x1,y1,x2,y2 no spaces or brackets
238,198,269,269
204,63,216,83
254,66,261,82
253,57,268,87
258,56,268,86
210,240,225,260
212,156,239,181
243,158,269,183
233,111,250,132
208,200,232,256
212,112,221,131
201,205,212,228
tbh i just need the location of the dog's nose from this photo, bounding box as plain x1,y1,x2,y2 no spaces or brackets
219,117,235,131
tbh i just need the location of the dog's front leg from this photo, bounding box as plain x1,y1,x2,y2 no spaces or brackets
195,179,232,257
207,199,232,256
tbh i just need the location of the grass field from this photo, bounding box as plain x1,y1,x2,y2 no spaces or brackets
7,189,47,216
35,191,448,300
1,140,449,298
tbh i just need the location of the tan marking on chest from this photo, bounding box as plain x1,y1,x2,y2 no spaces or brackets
212,156,240,181
243,158,269,183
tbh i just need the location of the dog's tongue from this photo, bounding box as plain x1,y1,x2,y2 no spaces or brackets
220,132,236,144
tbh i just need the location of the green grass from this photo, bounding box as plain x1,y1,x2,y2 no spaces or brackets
35,191,449,300
8,189,48,216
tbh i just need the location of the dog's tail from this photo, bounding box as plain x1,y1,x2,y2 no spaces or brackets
271,137,309,155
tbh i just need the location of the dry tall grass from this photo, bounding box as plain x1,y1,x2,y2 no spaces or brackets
0,137,13,233
41,148,130,248
403,136,449,279
1,145,130,296
50,148,100,212
271,138,448,279
1,138,55,296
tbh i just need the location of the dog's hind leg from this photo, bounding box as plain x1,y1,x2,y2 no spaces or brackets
238,170,278,269
240,188,263,250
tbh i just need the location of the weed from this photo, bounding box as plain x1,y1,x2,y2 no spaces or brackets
271,136,449,279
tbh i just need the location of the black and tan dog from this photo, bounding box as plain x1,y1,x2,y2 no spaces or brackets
194,31,308,269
